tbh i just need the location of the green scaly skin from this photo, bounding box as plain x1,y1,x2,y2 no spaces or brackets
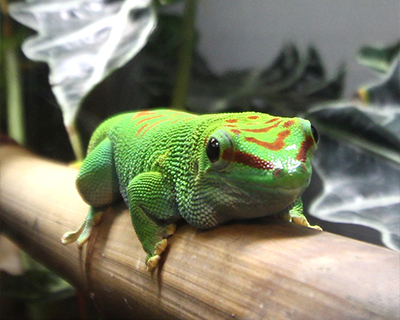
62,109,321,271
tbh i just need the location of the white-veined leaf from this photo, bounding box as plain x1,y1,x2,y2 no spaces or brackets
9,0,156,126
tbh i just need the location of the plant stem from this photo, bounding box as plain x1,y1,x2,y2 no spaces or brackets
5,46,25,145
66,122,84,162
171,0,197,110
3,11,25,145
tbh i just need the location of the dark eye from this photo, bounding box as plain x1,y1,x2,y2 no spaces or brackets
206,137,220,163
311,125,319,144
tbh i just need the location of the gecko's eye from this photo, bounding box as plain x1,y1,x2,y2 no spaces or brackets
311,125,319,144
206,138,220,163
206,130,233,170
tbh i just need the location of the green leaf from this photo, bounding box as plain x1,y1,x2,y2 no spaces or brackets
306,52,400,250
357,40,400,73
0,269,74,302
358,57,400,105
155,0,182,6
187,44,344,116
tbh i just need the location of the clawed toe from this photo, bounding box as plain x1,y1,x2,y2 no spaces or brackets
146,255,161,272
154,239,168,255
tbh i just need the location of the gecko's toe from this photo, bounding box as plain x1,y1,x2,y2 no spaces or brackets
154,239,168,255
292,215,308,226
146,255,161,272
308,224,323,231
165,223,177,237
61,231,79,245
292,216,322,231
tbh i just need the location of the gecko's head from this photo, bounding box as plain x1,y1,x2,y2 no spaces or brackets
198,112,318,215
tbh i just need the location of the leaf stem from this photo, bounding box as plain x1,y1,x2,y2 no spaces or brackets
3,14,25,145
66,122,84,162
171,0,197,110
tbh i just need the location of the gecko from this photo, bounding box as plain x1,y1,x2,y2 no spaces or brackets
62,109,320,271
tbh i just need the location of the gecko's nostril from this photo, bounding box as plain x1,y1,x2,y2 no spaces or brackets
273,168,283,178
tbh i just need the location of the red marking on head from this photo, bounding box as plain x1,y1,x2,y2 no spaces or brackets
230,129,241,135
226,124,238,128
245,130,290,151
226,119,238,123
222,149,274,170
242,121,281,133
247,115,260,120
296,135,314,162
266,117,280,124
283,120,295,128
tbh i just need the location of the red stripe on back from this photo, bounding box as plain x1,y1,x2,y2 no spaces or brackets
139,119,166,137
132,110,155,120
135,123,149,137
137,115,164,124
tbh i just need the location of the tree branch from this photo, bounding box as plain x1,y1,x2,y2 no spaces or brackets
0,143,399,319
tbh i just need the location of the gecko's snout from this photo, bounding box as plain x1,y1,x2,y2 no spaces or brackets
272,163,308,179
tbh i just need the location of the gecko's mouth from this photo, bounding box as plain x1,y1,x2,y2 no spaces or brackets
229,175,309,197
220,161,312,192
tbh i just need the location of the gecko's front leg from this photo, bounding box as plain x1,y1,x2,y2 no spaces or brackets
127,171,179,271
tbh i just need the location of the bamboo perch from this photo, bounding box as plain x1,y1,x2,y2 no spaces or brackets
0,142,399,320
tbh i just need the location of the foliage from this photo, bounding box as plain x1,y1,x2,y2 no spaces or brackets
187,44,344,116
306,42,400,250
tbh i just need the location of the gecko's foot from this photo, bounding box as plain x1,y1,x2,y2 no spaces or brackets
282,199,323,231
291,215,322,231
61,228,84,245
145,238,169,272
61,221,92,248
61,208,103,247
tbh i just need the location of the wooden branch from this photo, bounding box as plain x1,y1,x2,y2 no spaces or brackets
0,143,399,320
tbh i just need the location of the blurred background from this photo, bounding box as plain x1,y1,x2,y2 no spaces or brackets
1,1,399,319
196,0,399,97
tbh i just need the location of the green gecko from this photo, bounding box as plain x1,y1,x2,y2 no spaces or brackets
62,109,321,271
